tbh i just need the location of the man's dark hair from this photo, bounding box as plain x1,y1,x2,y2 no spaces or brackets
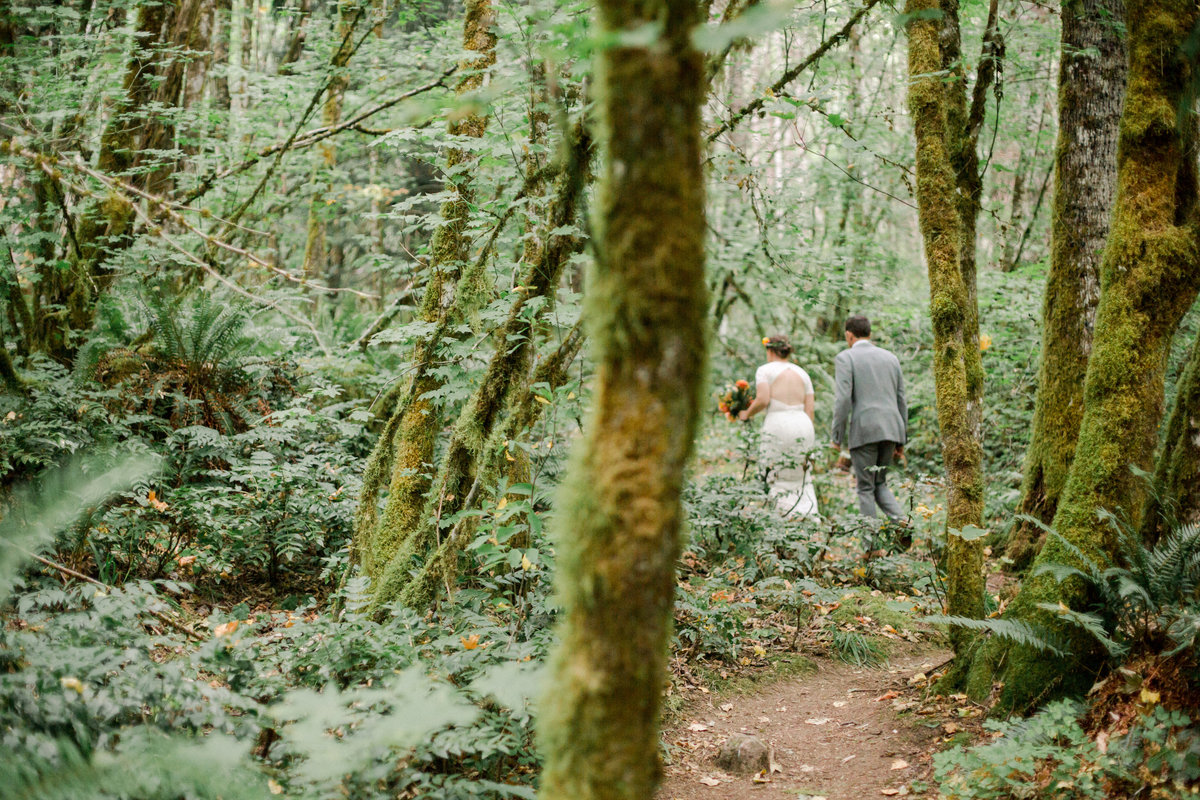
845,315,871,338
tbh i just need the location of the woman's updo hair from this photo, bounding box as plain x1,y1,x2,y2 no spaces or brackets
762,334,792,359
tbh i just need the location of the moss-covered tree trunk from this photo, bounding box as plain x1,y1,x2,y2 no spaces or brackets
352,0,495,581
372,125,593,608
905,0,997,654
964,0,1200,712
1007,0,1125,570
535,1,707,798
1143,329,1200,539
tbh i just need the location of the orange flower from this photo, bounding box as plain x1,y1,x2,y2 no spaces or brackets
147,491,168,512
735,379,749,389
718,402,729,412
761,337,771,346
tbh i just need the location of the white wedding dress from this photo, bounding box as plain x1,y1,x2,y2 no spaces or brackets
756,362,820,520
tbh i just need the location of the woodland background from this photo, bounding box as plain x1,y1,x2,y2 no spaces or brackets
1,0,1199,797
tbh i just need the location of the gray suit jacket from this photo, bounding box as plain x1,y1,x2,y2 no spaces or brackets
831,340,907,450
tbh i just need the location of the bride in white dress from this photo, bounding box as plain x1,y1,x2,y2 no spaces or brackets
738,335,820,519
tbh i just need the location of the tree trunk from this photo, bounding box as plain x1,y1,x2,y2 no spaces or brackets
1006,0,1125,570
535,1,707,798
353,0,496,581
372,125,593,609
963,0,1200,713
301,0,352,282
1143,328,1200,539
904,0,997,655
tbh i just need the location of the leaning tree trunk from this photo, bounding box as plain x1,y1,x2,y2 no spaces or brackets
352,0,495,581
963,0,1200,713
1143,329,1200,539
905,0,998,655
372,125,593,609
535,1,707,798
1007,0,1125,570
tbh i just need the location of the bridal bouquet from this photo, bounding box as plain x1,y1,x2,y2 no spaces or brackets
717,379,754,421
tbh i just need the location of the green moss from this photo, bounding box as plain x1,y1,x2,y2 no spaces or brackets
535,2,708,795
961,0,1200,712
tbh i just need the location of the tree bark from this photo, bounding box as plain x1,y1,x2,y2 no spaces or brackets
904,0,997,655
373,126,592,608
301,0,353,282
963,0,1200,713
1007,0,1125,570
353,0,496,581
1143,329,1200,539
535,1,707,798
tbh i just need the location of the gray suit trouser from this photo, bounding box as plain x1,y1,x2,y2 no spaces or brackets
850,441,904,520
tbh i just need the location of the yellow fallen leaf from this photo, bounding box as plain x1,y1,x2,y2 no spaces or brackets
178,555,196,566
497,497,508,511
1140,688,1160,704
753,645,766,657
60,677,84,695
461,634,480,650
534,395,551,405
520,554,534,571
890,759,909,770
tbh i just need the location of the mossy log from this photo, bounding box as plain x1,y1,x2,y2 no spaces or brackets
535,0,707,796
961,0,1200,713
1007,0,1125,570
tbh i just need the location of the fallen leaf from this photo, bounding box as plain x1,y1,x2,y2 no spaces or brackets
214,620,239,637
268,779,283,795
178,555,196,566
752,770,771,784
881,790,900,797
688,723,709,732
698,776,721,786
719,703,734,712
1139,688,1160,704
874,691,899,702
60,677,84,695
832,701,847,708
460,634,480,650
805,718,831,725
943,722,959,734
890,759,909,770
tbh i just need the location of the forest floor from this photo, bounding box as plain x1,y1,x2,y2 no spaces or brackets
658,644,959,800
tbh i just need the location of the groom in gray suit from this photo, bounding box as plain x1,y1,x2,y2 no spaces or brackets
831,315,907,520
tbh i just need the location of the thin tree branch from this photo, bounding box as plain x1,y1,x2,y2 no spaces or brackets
179,68,454,204
23,549,206,642
706,0,883,143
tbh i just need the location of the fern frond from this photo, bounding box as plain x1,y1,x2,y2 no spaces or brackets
1035,602,1128,659
924,615,1068,657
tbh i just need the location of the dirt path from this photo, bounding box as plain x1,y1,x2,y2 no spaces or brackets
658,647,951,800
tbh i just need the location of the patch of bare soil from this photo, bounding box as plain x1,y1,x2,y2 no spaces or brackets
658,647,951,800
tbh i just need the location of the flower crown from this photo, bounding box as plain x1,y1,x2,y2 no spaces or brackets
762,336,789,350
